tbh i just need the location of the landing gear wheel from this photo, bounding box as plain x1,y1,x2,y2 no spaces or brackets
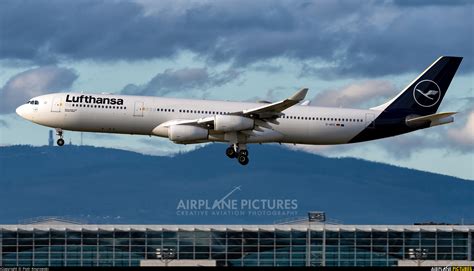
57,138,65,146
239,150,248,157
226,147,237,158
238,154,249,165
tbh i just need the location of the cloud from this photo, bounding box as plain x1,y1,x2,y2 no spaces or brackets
250,63,284,74
373,107,474,157
374,132,437,159
243,87,289,103
120,67,242,96
88,133,122,141
0,0,471,77
311,80,397,108
284,144,343,156
446,109,474,151
0,66,78,114
0,119,8,128
393,0,472,7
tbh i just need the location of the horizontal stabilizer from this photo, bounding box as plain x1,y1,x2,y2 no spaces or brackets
406,112,456,127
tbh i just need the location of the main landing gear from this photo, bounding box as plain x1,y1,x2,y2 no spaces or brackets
226,144,249,166
56,128,65,146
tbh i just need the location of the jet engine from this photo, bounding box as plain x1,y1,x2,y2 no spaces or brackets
214,115,254,132
168,125,208,142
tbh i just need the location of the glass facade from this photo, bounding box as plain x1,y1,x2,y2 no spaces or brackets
0,225,472,266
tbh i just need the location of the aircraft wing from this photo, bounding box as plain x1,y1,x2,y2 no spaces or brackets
233,87,308,119
159,88,308,129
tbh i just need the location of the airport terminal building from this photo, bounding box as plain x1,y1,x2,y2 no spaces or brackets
1,218,473,267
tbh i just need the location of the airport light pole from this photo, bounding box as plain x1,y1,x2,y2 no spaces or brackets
408,248,428,266
156,248,176,267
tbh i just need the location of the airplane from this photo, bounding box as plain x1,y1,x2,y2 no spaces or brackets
16,56,462,165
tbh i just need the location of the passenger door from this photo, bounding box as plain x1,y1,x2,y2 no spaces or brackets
51,97,62,112
365,113,375,128
133,101,144,117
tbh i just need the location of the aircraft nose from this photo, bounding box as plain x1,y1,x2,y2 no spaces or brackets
16,104,28,119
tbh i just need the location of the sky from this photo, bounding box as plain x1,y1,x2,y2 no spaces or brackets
0,0,473,180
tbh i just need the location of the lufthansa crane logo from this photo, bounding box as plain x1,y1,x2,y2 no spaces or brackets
413,79,441,107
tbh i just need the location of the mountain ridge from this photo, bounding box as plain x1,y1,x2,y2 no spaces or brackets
0,144,472,225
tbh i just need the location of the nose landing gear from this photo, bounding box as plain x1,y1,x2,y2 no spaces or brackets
56,128,65,146
225,144,249,165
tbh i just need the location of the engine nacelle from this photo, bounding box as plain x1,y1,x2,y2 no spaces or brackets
214,115,254,132
168,125,208,142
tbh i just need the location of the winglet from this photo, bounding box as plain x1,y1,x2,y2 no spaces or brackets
289,88,308,101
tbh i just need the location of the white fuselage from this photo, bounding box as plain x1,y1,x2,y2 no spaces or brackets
16,92,381,145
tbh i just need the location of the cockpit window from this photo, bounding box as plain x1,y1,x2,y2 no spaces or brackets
35,100,39,105
27,100,39,105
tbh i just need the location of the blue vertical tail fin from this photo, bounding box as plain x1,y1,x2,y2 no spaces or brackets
372,56,463,116
350,56,462,143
